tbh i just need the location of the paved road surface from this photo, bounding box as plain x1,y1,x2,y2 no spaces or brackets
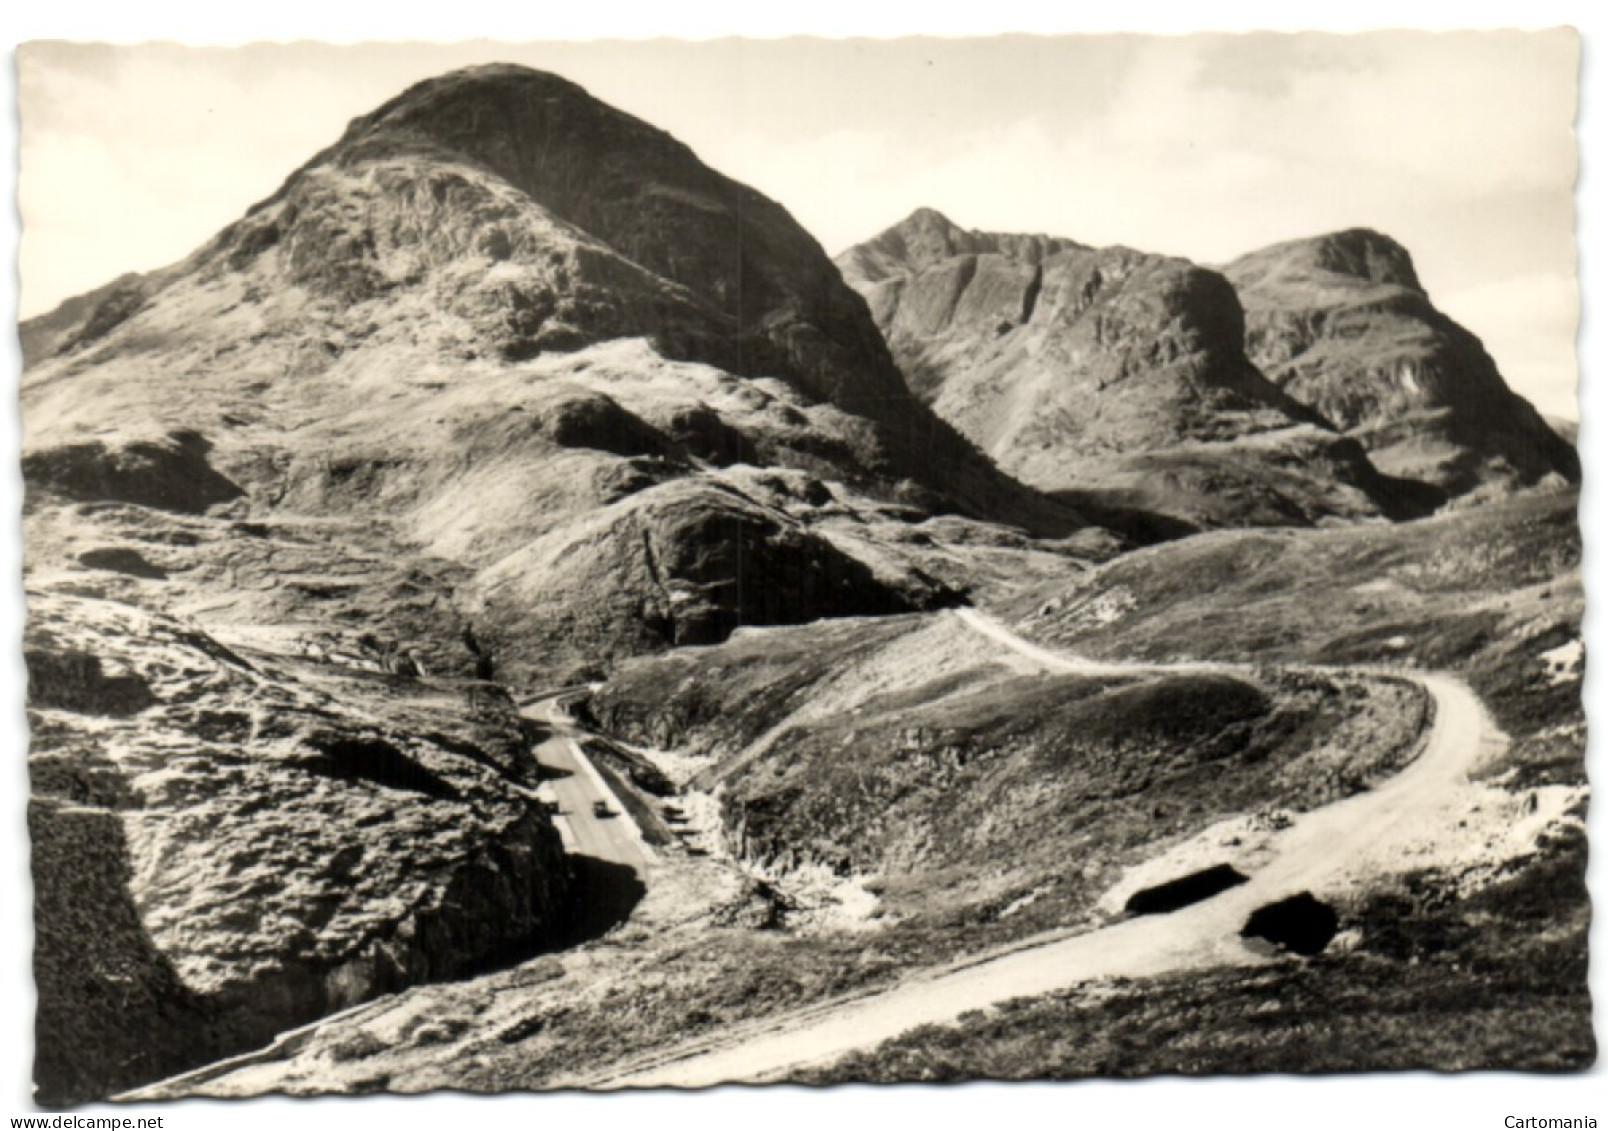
525,697,650,875
573,609,1499,1089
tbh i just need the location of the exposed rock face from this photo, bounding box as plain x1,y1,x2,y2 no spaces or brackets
836,206,1085,293
837,210,1431,529
1225,228,1579,494
838,209,1311,455
263,65,903,411
27,592,570,1104
23,430,244,514
19,272,146,367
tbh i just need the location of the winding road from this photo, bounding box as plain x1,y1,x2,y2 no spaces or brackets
568,608,1502,1089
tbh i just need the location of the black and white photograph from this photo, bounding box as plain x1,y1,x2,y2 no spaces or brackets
5,11,1599,1123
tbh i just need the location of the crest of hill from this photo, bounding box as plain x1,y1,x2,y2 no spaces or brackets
1225,228,1578,494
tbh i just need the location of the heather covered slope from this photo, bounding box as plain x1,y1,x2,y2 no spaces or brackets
836,209,1436,530
1008,488,1584,799
587,612,1429,941
1225,228,1579,494
802,492,1589,1082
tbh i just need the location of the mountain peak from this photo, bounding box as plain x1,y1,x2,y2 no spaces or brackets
335,63,654,157
1225,229,1576,492
1306,228,1421,290
895,206,966,234
198,61,943,423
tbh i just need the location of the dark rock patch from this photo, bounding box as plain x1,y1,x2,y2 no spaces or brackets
1227,228,1579,495
657,403,759,466
31,801,232,1106
551,856,646,949
534,390,672,459
1125,863,1249,916
77,547,168,580
1241,891,1340,956
25,650,156,717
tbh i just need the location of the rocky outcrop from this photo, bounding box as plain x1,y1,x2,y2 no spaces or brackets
839,210,1313,455
27,592,570,1103
837,206,1085,292
255,65,904,414
23,430,243,514
1225,228,1578,494
836,210,1430,530
19,272,147,367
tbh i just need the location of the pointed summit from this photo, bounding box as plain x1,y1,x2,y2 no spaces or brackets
1229,228,1423,292
206,63,906,420
837,207,1083,286
1225,229,1576,492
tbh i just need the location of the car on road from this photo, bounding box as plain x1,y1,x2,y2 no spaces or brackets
592,800,617,819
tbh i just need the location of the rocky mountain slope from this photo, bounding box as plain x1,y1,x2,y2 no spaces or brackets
1224,228,1578,494
20,60,1585,1101
27,590,570,1104
22,66,1105,685
836,209,1438,531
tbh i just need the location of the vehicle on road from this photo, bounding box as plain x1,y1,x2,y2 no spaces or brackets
592,800,617,819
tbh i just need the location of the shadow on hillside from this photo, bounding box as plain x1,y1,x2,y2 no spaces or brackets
553,856,647,948
31,799,231,1107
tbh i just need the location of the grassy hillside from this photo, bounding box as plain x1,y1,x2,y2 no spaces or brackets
590,612,1429,944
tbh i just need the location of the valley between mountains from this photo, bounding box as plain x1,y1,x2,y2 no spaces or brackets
20,64,1589,1103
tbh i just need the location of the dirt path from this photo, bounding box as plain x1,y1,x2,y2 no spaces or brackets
569,609,1502,1089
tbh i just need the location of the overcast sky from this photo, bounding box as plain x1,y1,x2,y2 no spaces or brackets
18,32,1580,418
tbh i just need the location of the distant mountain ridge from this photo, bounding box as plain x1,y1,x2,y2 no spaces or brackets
1224,228,1578,493
836,209,1438,530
